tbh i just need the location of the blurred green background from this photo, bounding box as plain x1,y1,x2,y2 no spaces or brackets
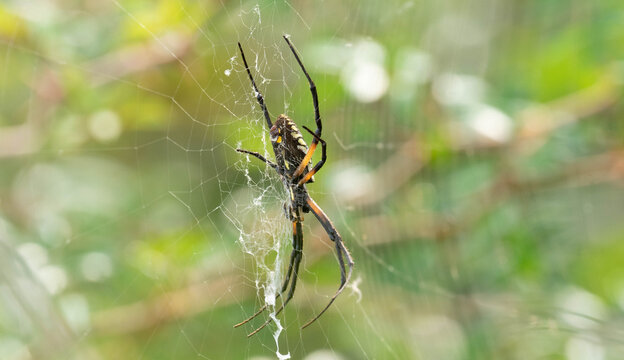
2,0,624,359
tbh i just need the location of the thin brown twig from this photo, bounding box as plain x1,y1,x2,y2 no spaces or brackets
92,273,248,336
357,148,624,246
86,32,192,86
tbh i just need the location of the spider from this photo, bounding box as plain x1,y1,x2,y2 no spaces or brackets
234,36,354,337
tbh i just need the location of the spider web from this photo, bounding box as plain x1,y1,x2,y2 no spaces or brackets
1,1,624,360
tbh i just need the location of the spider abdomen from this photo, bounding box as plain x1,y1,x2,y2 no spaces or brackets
272,114,314,182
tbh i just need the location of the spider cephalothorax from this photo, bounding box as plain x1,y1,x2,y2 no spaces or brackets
235,36,353,337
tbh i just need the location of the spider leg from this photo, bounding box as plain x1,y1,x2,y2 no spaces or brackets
301,196,354,329
297,125,327,186
246,217,304,337
233,219,299,330
283,36,321,135
238,42,273,129
236,149,277,170
280,220,300,293
293,141,318,179
233,304,267,328
283,36,325,180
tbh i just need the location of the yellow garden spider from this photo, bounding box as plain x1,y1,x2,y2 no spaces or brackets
235,36,354,337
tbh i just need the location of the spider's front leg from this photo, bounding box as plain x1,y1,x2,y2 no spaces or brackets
236,149,277,170
295,126,327,186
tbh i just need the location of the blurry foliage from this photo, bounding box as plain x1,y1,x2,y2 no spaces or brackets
1,0,624,360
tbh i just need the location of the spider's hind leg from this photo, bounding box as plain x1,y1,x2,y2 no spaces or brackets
246,217,303,337
301,195,354,329
233,219,299,332
235,202,304,336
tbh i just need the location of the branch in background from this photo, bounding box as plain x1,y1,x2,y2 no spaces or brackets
357,148,624,246
92,273,249,336
349,136,429,207
87,32,192,86
0,32,191,158
517,65,622,141
0,69,61,158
